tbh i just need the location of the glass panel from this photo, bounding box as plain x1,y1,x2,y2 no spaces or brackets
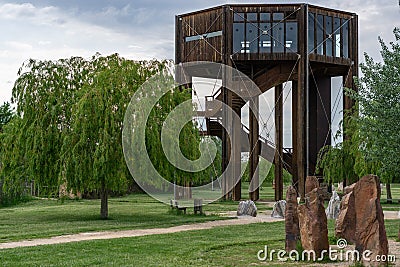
343,19,349,58
273,22,284,52
205,30,222,39
234,13,244,22
233,23,245,53
316,14,324,55
259,22,271,53
185,35,201,42
247,22,258,53
334,17,341,57
308,13,315,53
260,13,270,21
273,13,284,21
325,16,333,56
247,13,257,22
286,22,298,52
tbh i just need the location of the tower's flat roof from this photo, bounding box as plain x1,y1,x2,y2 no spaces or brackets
178,3,356,17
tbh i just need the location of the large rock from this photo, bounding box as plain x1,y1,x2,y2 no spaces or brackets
354,175,388,266
237,200,257,217
285,186,299,252
305,176,319,195
326,190,341,219
335,190,356,243
298,188,329,257
271,200,286,218
344,182,356,195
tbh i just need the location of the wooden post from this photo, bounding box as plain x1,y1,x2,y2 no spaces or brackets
291,81,298,192
295,4,308,200
249,96,259,201
275,84,284,201
221,6,235,200
232,103,242,201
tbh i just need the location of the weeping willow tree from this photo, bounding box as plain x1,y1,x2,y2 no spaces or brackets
145,88,219,189
61,55,165,219
2,53,221,215
0,117,28,205
8,56,97,197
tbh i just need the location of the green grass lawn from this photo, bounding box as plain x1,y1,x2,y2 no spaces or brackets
1,183,399,243
0,194,234,243
0,219,398,267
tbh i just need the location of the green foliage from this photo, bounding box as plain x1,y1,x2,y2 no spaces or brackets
1,53,220,212
316,114,359,184
242,160,291,185
346,27,400,184
61,55,161,196
317,28,400,185
0,102,14,132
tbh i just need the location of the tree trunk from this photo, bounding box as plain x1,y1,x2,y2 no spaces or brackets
386,182,392,204
100,183,108,219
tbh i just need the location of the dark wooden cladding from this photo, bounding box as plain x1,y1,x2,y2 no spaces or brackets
183,36,223,62
181,8,223,37
176,4,358,201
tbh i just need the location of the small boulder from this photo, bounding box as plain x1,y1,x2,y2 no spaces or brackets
237,200,257,217
271,200,286,218
326,190,341,219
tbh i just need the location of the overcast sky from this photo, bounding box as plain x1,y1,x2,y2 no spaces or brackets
0,0,399,103
0,0,399,145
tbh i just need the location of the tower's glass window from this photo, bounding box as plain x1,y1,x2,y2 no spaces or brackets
334,17,341,57
325,16,333,56
273,14,284,53
247,21,258,53
247,13,257,22
259,22,271,53
343,19,349,58
316,14,324,55
260,13,270,21
286,22,298,52
308,13,315,53
234,13,244,22
233,23,246,53
273,13,284,21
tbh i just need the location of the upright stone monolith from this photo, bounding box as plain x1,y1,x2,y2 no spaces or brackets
354,175,388,266
285,186,299,252
305,176,319,195
298,188,329,257
335,188,356,243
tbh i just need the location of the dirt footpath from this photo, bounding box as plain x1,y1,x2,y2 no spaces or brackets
0,210,397,250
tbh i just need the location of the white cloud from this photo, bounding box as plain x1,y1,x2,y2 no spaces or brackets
0,1,174,103
0,0,398,110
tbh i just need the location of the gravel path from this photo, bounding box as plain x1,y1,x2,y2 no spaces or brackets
0,210,398,250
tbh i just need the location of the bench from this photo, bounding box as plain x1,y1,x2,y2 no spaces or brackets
170,200,187,214
194,198,203,215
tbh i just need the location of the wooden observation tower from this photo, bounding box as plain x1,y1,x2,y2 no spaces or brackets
175,4,358,201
